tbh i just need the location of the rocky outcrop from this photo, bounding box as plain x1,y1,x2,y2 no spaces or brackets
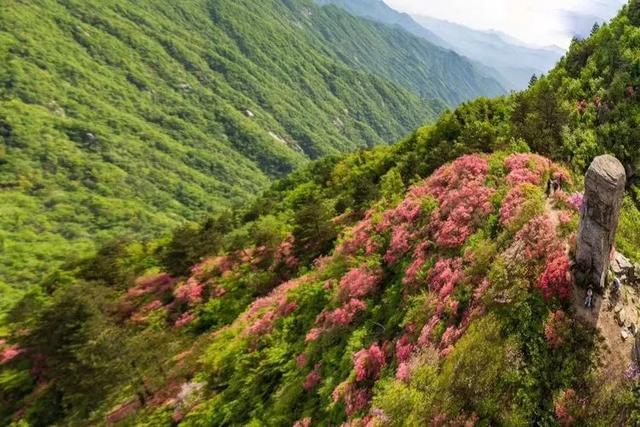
575,155,626,288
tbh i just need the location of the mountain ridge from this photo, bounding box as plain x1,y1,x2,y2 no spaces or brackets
0,0,505,301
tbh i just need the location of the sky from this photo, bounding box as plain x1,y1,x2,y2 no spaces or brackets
384,0,627,48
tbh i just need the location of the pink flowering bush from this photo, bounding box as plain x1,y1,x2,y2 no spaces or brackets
0,344,23,365
427,258,464,297
293,418,312,427
544,310,572,348
306,299,368,341
430,184,495,247
337,213,378,256
131,300,164,323
384,225,412,264
332,381,371,416
554,389,584,426
304,364,321,391
423,154,489,200
353,344,386,382
538,252,572,300
338,266,382,302
323,299,367,327
127,273,175,298
175,312,195,327
396,362,411,382
567,193,584,211
174,277,204,306
402,242,430,287
504,153,549,186
395,335,414,363
270,235,298,272
514,214,561,262
421,155,494,248
500,185,526,226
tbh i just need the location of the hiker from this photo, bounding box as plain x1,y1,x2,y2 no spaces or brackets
613,276,622,295
546,177,553,197
546,177,559,197
584,287,594,309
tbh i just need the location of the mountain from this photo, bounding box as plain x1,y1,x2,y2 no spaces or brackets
0,0,506,300
4,94,640,424
314,0,561,90
412,15,565,89
314,0,451,48
5,0,640,425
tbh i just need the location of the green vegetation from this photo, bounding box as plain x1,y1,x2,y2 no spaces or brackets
0,0,506,302
5,0,640,425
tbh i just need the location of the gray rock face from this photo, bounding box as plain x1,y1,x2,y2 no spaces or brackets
576,155,626,288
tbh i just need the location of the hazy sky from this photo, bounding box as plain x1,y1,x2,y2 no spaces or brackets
384,0,626,48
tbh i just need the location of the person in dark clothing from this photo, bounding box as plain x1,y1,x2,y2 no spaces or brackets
584,287,594,309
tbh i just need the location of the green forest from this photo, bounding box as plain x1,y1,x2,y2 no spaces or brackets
3,0,640,425
0,0,506,309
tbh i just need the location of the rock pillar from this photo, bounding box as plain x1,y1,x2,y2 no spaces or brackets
576,155,626,288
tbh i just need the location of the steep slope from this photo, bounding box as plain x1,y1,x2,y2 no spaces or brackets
314,0,451,49
311,2,505,104
315,0,510,92
0,0,504,296
412,15,564,90
313,0,561,90
4,90,640,424
6,1,640,426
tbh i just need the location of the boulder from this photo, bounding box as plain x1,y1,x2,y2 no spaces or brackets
622,329,630,341
615,309,627,327
576,155,626,288
611,252,635,284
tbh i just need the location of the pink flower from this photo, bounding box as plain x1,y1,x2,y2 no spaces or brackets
504,153,549,186
270,235,298,272
131,300,164,323
538,252,572,300
128,273,174,298
395,335,414,363
544,310,572,348
337,213,377,256
403,241,429,287
514,214,561,261
338,266,381,302
500,185,526,226
303,364,321,391
384,225,412,264
0,345,23,365
322,299,368,328
174,277,204,305
568,192,584,211
396,362,411,382
353,344,386,382
293,418,312,427
441,326,457,347
296,353,308,368
418,315,440,346
175,312,195,327
428,258,464,294
305,328,322,342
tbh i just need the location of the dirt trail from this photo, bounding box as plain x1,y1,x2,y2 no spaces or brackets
571,284,636,376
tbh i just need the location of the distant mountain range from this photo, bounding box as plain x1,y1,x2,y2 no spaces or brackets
412,15,565,89
315,0,566,90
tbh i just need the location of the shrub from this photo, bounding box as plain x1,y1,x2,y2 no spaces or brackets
538,252,572,300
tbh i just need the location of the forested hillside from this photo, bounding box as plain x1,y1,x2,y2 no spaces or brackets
4,0,640,426
0,0,505,301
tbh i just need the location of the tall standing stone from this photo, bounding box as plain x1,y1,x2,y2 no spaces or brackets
576,155,626,288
